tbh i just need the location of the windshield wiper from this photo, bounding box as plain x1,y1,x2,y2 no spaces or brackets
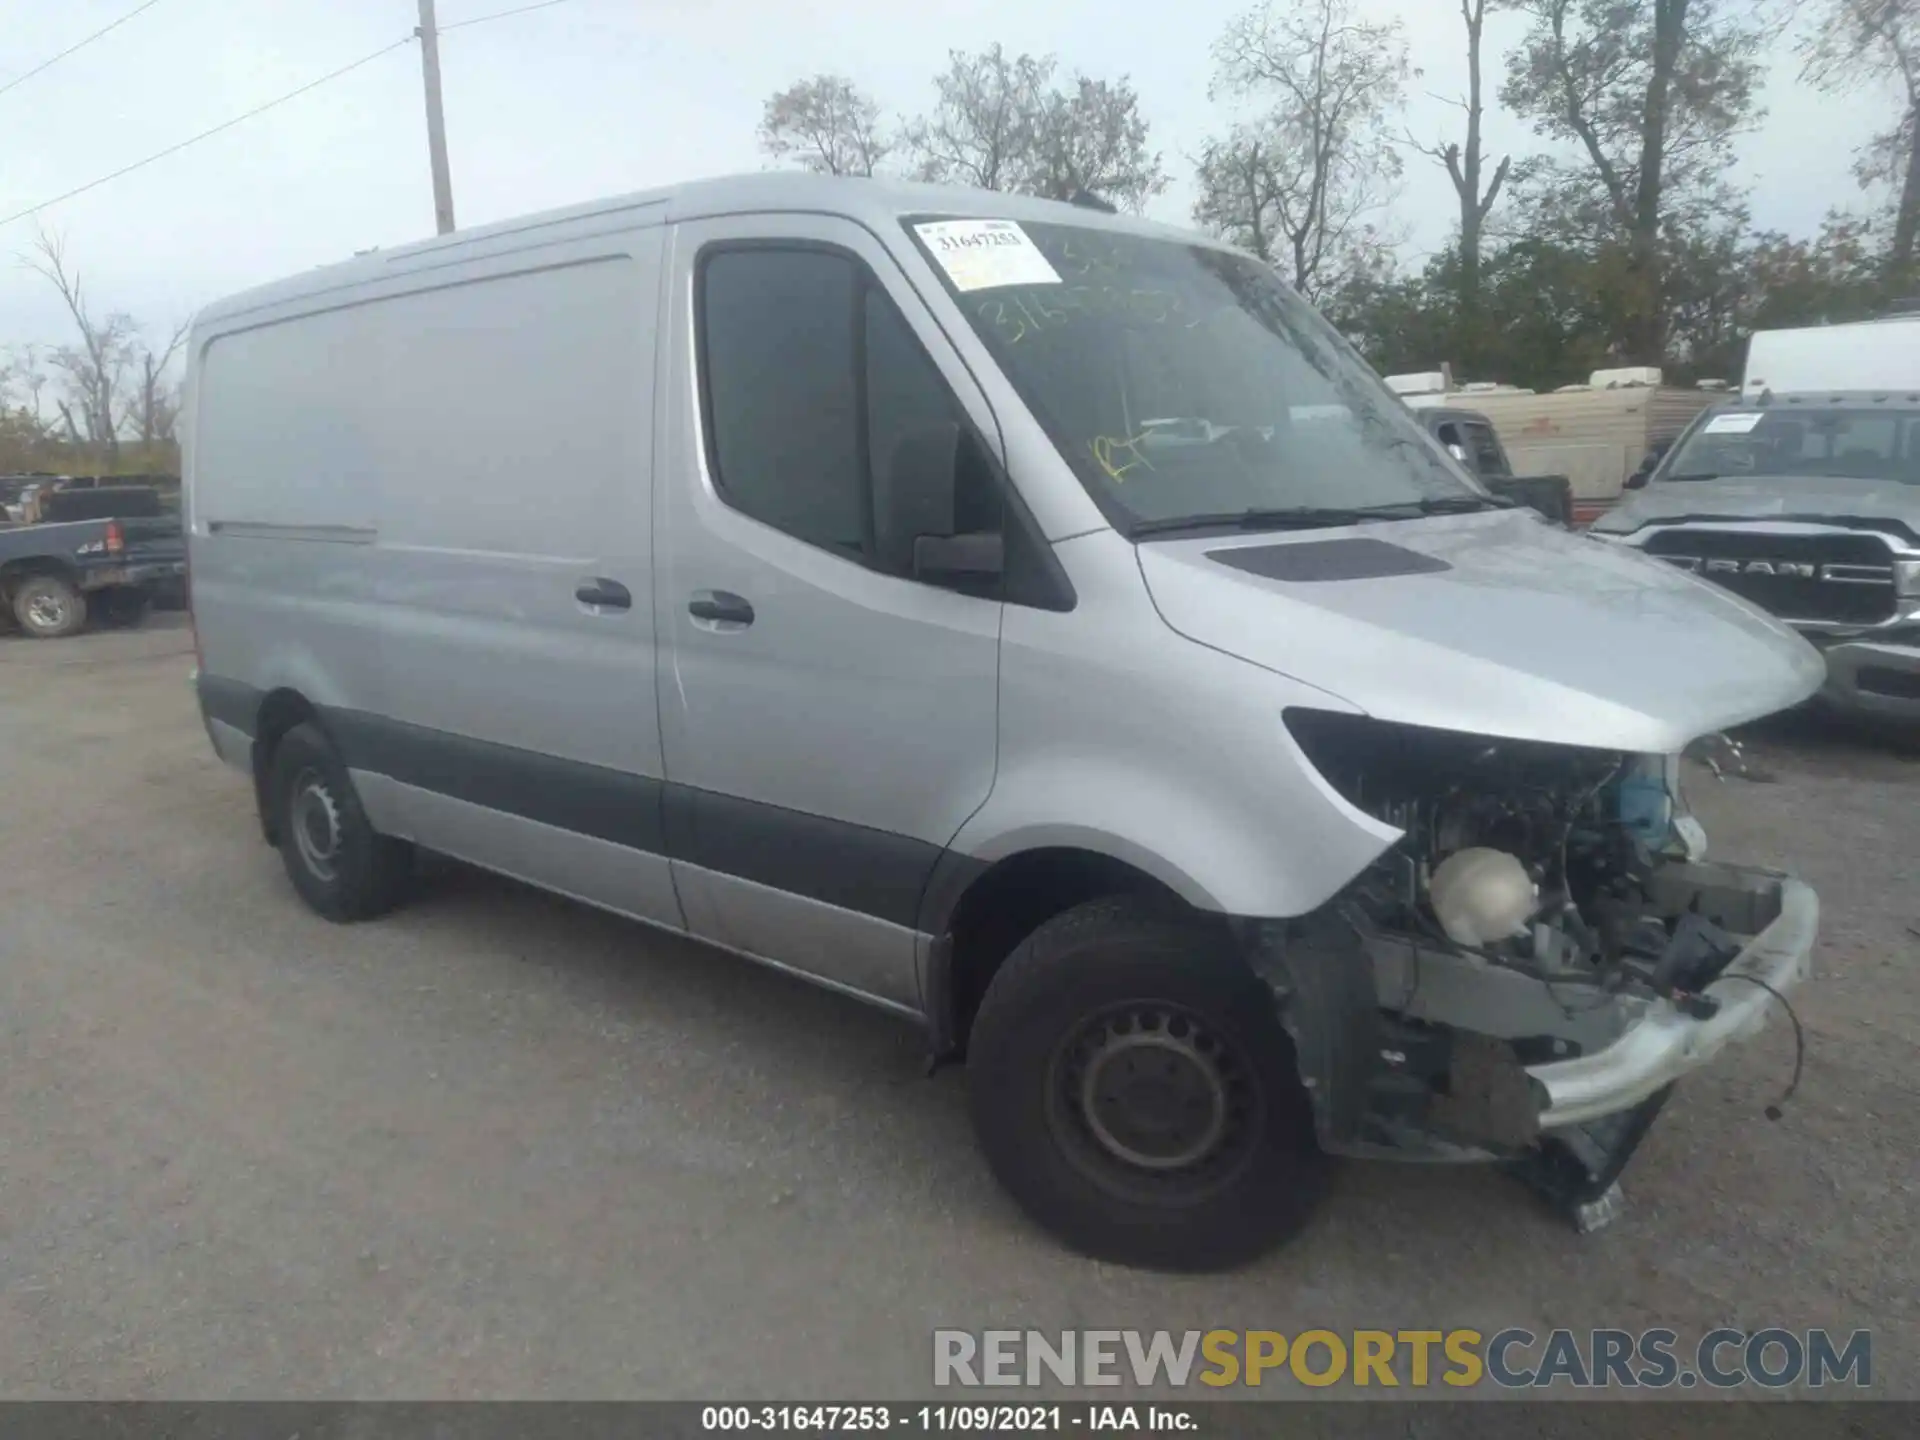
1414,494,1514,513
1128,495,1511,539
1128,503,1425,538
1662,472,1722,482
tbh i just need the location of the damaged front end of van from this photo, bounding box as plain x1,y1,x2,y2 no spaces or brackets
913,208,1832,1252
1120,509,1827,1229
1241,710,1816,1231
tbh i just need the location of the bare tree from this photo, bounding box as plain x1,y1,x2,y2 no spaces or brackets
19,227,188,468
1025,75,1167,210
24,228,137,466
1192,126,1287,267
1406,0,1511,311
1502,0,1769,360
902,46,1167,211
904,46,1052,194
758,75,892,177
1197,0,1411,300
1802,0,1920,273
125,319,191,446
4,343,53,430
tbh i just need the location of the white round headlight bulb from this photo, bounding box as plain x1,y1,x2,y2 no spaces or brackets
1428,847,1538,947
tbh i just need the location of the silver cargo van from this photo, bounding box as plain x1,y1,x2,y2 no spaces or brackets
187,175,1825,1271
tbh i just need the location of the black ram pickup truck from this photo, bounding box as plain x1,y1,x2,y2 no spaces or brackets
0,486,186,639
1415,405,1577,525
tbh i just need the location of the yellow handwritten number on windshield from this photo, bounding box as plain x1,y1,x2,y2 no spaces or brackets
1091,433,1156,485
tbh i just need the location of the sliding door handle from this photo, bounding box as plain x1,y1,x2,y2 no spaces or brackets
576,577,632,610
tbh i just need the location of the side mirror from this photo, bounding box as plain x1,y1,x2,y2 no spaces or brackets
913,531,1003,581
1626,441,1670,490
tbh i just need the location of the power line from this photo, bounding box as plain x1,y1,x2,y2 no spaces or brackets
0,2,585,232
0,0,169,101
0,35,416,231
441,0,579,33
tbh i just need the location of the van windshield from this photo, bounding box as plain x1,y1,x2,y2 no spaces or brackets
904,217,1483,535
1664,405,1920,485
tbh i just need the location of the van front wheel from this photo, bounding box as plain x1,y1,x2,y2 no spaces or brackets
967,896,1327,1271
267,723,413,922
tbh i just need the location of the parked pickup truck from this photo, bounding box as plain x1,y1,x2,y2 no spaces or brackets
1413,404,1577,524
0,485,186,638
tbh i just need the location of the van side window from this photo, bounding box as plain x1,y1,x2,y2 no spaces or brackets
865,286,1002,582
699,244,1002,591
701,249,866,556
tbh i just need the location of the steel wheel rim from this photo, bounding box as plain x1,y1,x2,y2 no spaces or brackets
1046,1001,1264,1203
290,769,343,882
25,591,68,631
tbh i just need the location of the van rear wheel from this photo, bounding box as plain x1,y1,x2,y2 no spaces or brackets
267,723,414,922
967,895,1328,1272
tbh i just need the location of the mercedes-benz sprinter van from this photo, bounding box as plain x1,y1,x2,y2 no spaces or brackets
187,175,1823,1271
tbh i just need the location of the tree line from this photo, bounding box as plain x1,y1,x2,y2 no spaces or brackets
758,0,1920,388
3,229,185,477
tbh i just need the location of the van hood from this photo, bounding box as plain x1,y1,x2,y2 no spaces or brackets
1594,474,1920,540
1137,509,1825,754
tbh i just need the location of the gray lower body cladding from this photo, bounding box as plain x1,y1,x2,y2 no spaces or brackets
194,675,950,933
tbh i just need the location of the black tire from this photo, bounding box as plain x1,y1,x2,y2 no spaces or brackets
11,573,87,639
92,586,152,628
967,895,1328,1272
266,722,414,922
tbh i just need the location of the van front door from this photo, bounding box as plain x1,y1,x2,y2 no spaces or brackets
655,214,1006,1015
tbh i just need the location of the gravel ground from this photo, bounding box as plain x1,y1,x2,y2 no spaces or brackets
1,616,1915,1401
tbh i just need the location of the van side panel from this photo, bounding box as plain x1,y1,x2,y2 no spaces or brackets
193,231,680,930
375,243,677,926
191,316,389,727
365,248,662,761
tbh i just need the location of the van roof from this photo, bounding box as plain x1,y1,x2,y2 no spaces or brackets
193,172,1225,328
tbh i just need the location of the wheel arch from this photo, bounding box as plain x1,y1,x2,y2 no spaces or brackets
250,687,325,844
919,840,1198,1058
2,556,82,601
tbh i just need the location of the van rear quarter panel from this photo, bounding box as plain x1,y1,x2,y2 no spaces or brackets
189,299,388,715
190,232,667,784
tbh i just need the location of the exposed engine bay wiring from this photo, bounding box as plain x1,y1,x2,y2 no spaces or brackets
1715,973,1806,1120
1287,711,1717,1012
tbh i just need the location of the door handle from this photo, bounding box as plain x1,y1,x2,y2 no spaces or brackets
576,577,632,610
687,590,754,627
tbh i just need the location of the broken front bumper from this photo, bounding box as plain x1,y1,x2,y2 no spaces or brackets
1525,866,1817,1129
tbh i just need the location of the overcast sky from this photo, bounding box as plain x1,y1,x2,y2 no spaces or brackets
0,0,1899,355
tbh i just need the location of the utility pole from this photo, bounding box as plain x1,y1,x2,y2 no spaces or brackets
415,0,456,234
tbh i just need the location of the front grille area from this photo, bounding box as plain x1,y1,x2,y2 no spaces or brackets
1641,529,1899,625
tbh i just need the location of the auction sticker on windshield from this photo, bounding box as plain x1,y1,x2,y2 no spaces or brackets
915,220,1062,292
1702,411,1765,434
